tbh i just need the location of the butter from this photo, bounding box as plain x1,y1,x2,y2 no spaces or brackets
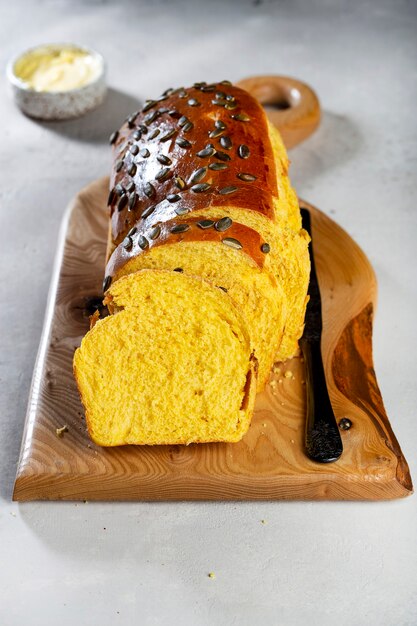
14,45,101,93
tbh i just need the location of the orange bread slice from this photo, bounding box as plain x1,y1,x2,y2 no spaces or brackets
106,217,287,390
74,270,257,446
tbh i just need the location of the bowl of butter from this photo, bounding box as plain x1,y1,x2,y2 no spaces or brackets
7,43,106,120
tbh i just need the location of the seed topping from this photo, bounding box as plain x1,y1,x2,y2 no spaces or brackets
238,144,250,159
222,237,243,250
197,219,215,229
215,217,233,231
170,224,190,233
219,185,238,195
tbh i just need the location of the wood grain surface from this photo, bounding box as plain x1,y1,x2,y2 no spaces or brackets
13,178,412,501
236,75,321,148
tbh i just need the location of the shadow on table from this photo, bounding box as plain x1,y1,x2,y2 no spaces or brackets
34,88,142,144
289,110,363,191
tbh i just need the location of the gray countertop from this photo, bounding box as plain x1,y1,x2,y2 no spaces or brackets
1,1,416,624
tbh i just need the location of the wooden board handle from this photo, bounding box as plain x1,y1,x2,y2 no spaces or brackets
236,75,321,149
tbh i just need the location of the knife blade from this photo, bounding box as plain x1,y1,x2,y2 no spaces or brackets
300,208,343,463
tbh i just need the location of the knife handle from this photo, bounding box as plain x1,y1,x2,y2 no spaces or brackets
300,338,343,463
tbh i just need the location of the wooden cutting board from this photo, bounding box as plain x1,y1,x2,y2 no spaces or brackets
13,177,412,501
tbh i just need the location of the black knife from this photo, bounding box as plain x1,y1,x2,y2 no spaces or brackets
299,208,343,463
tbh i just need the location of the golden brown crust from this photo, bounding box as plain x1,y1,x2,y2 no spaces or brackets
108,81,278,247
106,216,269,280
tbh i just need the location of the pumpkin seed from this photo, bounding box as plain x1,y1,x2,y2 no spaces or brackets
141,205,156,219
109,130,119,145
178,116,189,128
132,129,142,141
167,193,181,203
102,275,112,292
117,194,128,211
148,128,160,140
144,110,158,125
232,113,251,122
191,182,211,193
176,137,191,148
157,154,172,165
219,185,238,195
155,167,171,181
115,160,124,172
209,162,228,171
175,176,186,190
170,224,190,233
208,127,224,139
215,120,226,130
128,192,138,210
196,145,215,158
114,183,125,196
127,162,137,176
212,98,227,107
220,136,232,150
107,189,115,205
142,100,157,112
126,181,136,193
214,151,231,162
188,167,208,184
160,129,176,142
183,121,194,133
261,243,271,253
173,267,184,272
144,182,155,198
149,225,161,240
174,206,189,216
222,237,243,250
188,98,200,107
238,144,250,159
127,226,137,237
140,148,150,158
138,235,149,249
197,219,215,229
129,144,139,155
123,236,133,251
237,173,257,182
215,217,233,231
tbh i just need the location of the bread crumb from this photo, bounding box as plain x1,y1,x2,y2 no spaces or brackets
291,439,295,444
10,512,16,517
208,572,216,579
261,519,267,525
278,379,283,384
270,379,277,388
262,423,266,427
284,370,293,379
56,425,68,438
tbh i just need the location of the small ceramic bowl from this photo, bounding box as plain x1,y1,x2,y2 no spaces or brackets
6,43,107,120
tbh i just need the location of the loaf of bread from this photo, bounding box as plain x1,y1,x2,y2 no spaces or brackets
74,80,310,446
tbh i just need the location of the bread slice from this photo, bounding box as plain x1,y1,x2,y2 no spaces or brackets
74,270,257,446
106,217,287,390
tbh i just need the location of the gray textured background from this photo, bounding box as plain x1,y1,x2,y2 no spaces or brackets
1,1,416,624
